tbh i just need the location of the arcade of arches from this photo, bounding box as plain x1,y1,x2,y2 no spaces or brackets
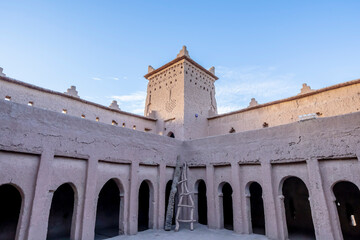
1,176,360,240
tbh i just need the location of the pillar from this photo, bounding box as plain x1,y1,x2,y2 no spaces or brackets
306,158,337,240
157,163,166,229
205,164,216,228
261,161,280,239
231,162,243,233
128,161,139,234
26,148,54,240
79,157,99,239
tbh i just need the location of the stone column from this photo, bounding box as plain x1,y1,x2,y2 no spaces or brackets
261,161,280,239
26,148,54,240
243,191,252,234
128,161,139,234
231,162,243,233
157,163,166,229
306,158,336,240
79,157,99,240
278,194,288,240
205,164,216,228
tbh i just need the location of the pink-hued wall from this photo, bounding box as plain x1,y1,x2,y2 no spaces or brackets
1,98,359,240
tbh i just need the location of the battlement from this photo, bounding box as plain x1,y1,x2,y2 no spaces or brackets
144,46,218,81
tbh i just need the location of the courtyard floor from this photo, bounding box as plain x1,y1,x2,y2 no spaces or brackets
107,224,269,240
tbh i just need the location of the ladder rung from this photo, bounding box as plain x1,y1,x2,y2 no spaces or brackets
180,192,192,196
177,219,196,223
178,179,187,183
178,204,193,208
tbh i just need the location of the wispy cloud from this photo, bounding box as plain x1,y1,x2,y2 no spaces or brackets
112,77,119,81
110,91,146,114
112,91,146,102
92,77,102,81
215,66,300,114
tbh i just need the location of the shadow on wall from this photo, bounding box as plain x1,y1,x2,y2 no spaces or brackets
196,180,208,225
138,181,150,232
333,181,360,240
95,179,121,239
282,177,315,240
249,182,265,235
0,184,22,240
47,183,75,240
221,182,233,231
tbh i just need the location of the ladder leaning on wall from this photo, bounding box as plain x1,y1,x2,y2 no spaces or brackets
175,162,195,231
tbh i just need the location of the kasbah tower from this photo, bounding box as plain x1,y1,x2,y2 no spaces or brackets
144,46,218,140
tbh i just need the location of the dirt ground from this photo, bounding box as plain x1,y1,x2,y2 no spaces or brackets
108,224,269,240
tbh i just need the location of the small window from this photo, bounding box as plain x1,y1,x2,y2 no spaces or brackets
95,117,99,122
62,109,67,114
122,123,125,127
28,101,33,106
144,128,152,132
4,96,11,101
133,125,136,130
112,120,118,126
81,114,85,119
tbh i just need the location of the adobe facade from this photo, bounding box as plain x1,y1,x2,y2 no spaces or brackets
0,47,359,240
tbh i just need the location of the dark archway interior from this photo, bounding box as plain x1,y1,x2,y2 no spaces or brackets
283,177,315,239
0,184,22,240
95,179,120,239
138,181,150,231
47,183,74,240
250,182,265,235
222,183,233,230
197,180,208,225
167,132,175,138
333,181,360,240
165,181,176,225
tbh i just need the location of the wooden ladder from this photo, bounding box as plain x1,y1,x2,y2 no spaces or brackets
175,162,195,231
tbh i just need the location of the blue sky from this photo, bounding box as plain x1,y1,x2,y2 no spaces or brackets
1,1,359,114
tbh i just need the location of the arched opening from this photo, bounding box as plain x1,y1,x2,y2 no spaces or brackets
333,181,360,240
167,132,175,138
249,182,265,235
95,179,121,239
282,177,315,239
0,184,22,240
47,183,75,240
165,180,176,226
138,181,150,231
222,182,233,230
197,180,207,225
